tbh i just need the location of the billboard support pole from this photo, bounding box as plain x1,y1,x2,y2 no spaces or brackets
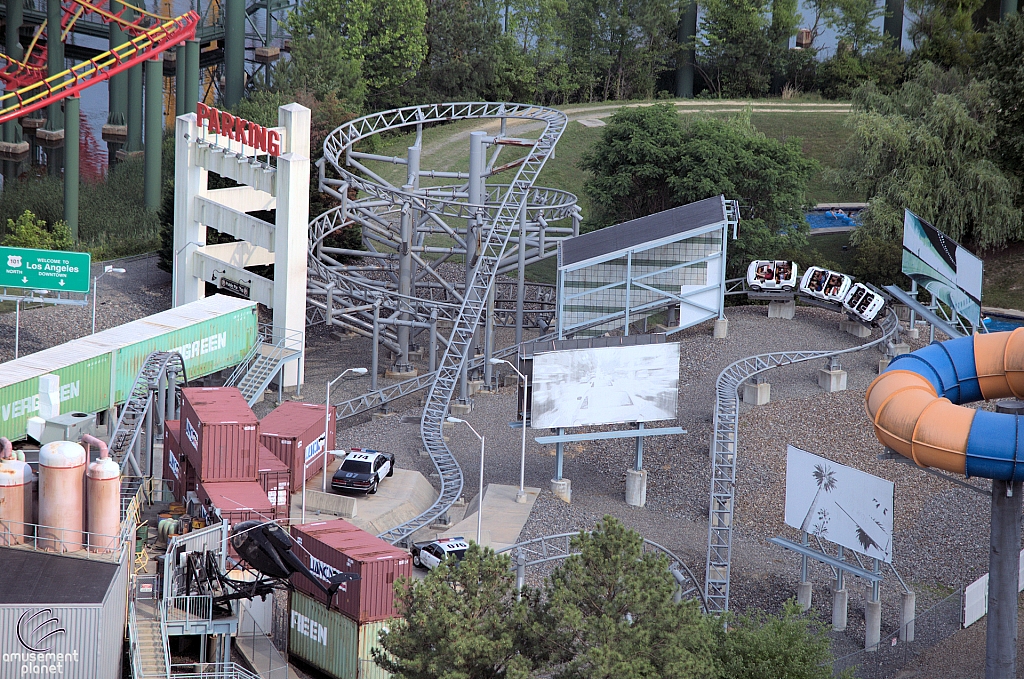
634,422,645,471
555,428,564,480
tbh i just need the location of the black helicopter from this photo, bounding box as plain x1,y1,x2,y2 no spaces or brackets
178,520,359,615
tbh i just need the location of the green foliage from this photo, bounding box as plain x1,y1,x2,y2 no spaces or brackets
850,219,904,284
274,31,366,106
2,210,75,251
543,517,719,679
818,46,908,100
834,63,1022,250
288,0,427,104
696,0,775,97
822,0,885,54
717,600,844,679
373,543,542,679
975,14,1024,183
906,0,983,69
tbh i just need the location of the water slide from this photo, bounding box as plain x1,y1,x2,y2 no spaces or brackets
866,329,1024,480
0,0,198,124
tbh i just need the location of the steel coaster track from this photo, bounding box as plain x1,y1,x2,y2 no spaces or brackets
109,351,188,519
703,308,901,613
317,104,567,545
497,532,707,612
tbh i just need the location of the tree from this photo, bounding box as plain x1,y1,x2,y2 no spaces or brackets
834,63,1022,251
3,210,75,250
975,14,1024,183
696,0,774,97
274,30,366,106
373,543,543,679
906,0,983,69
823,0,885,54
288,0,427,103
716,600,843,679
543,517,720,679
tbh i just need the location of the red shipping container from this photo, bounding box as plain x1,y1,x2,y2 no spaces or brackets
197,480,275,528
258,444,291,520
290,519,411,623
181,387,259,482
164,419,183,497
259,402,336,486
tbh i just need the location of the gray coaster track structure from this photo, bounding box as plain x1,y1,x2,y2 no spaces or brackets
309,103,572,544
704,308,902,613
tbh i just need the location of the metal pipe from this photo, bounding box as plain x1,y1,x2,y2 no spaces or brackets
429,310,438,373
516,204,526,345
224,0,246,107
483,283,494,389
127,61,143,152
371,301,380,391
175,45,187,116
144,57,162,210
396,195,413,372
183,40,200,115
63,96,79,238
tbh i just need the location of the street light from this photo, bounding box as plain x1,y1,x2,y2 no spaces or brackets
301,367,368,524
171,241,204,308
447,416,485,545
490,358,528,503
92,265,125,334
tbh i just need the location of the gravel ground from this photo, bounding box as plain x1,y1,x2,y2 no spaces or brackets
3,254,1008,675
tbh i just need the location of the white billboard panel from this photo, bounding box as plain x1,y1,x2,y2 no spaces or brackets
530,343,680,429
902,209,983,327
784,445,894,563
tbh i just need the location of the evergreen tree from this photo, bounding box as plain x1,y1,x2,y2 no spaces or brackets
975,14,1024,183
696,0,775,97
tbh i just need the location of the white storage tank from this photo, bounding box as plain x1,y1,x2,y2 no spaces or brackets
38,440,86,552
0,437,34,545
83,434,120,553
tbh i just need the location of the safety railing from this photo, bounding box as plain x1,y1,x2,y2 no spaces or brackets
0,518,126,561
169,663,263,679
128,600,145,679
164,595,214,627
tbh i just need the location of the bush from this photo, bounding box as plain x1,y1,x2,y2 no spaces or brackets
2,210,75,251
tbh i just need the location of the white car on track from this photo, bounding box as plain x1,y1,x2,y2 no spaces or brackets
843,283,886,322
799,266,852,302
747,260,798,292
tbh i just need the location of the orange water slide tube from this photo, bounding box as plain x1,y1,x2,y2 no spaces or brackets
865,329,1024,480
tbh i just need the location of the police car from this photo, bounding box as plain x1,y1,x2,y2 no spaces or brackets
330,448,395,494
411,537,470,570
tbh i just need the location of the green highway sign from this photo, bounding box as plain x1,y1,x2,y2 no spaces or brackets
0,246,91,293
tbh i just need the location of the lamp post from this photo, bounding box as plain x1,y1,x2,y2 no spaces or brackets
301,367,367,524
92,265,125,334
171,241,204,308
490,358,528,503
448,416,485,545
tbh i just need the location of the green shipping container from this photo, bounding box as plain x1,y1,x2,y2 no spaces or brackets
0,354,112,441
290,590,393,679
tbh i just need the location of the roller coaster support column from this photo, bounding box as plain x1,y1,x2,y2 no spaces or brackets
107,1,128,129
5,0,22,62
884,0,904,48
175,46,187,116
43,0,64,144
184,40,200,114
675,0,697,98
224,0,246,107
272,103,311,389
1001,0,1017,18
516,204,526,345
459,131,486,408
395,189,414,374
127,4,143,156
144,57,163,211
484,283,495,389
63,96,79,240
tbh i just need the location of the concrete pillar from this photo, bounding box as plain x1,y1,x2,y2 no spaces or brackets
107,1,128,128
63,96,79,240
900,590,916,642
865,596,882,651
741,380,770,405
45,0,64,134
768,300,795,319
172,113,207,307
987,470,1023,678
797,582,812,612
1001,0,1017,18
6,0,23,63
144,56,163,211
126,63,143,152
833,588,848,631
224,0,246,108
273,103,312,389
713,317,728,339
818,367,848,392
884,0,904,48
675,1,697,98
183,40,200,115
550,478,571,503
175,45,187,116
625,469,647,507
841,319,872,338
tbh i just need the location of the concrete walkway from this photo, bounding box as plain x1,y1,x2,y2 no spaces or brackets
441,483,540,552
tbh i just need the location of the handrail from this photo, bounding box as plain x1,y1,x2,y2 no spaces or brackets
128,600,145,679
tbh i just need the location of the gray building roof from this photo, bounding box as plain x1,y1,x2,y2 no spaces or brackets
0,547,118,604
560,195,727,268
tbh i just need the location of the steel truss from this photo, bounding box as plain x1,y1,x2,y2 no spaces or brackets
497,532,707,612
704,309,901,613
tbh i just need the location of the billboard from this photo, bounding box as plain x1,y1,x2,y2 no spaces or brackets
902,209,983,327
530,342,679,429
784,446,894,563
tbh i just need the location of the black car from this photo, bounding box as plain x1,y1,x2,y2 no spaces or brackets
330,449,395,494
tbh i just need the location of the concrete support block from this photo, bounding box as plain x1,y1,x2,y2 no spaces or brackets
833,588,848,631
797,581,812,612
879,358,890,374
865,597,882,651
841,320,872,338
905,326,920,339
900,591,916,642
741,381,771,406
892,342,910,356
467,379,486,395
550,478,571,504
371,411,397,420
818,368,848,393
450,401,473,416
385,367,418,379
713,317,728,339
767,300,796,319
625,469,647,507
501,374,519,388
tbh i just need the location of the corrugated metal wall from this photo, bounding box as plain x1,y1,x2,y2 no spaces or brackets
0,605,101,678
289,590,392,679
97,552,130,678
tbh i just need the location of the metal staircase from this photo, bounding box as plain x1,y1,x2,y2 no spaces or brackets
129,600,171,679
703,308,901,613
223,325,303,406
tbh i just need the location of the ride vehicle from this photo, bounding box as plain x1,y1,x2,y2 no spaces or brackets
747,260,798,292
799,266,852,302
843,283,886,323
330,448,395,495
411,537,469,570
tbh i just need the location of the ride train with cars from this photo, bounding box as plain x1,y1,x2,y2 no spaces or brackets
746,260,887,323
